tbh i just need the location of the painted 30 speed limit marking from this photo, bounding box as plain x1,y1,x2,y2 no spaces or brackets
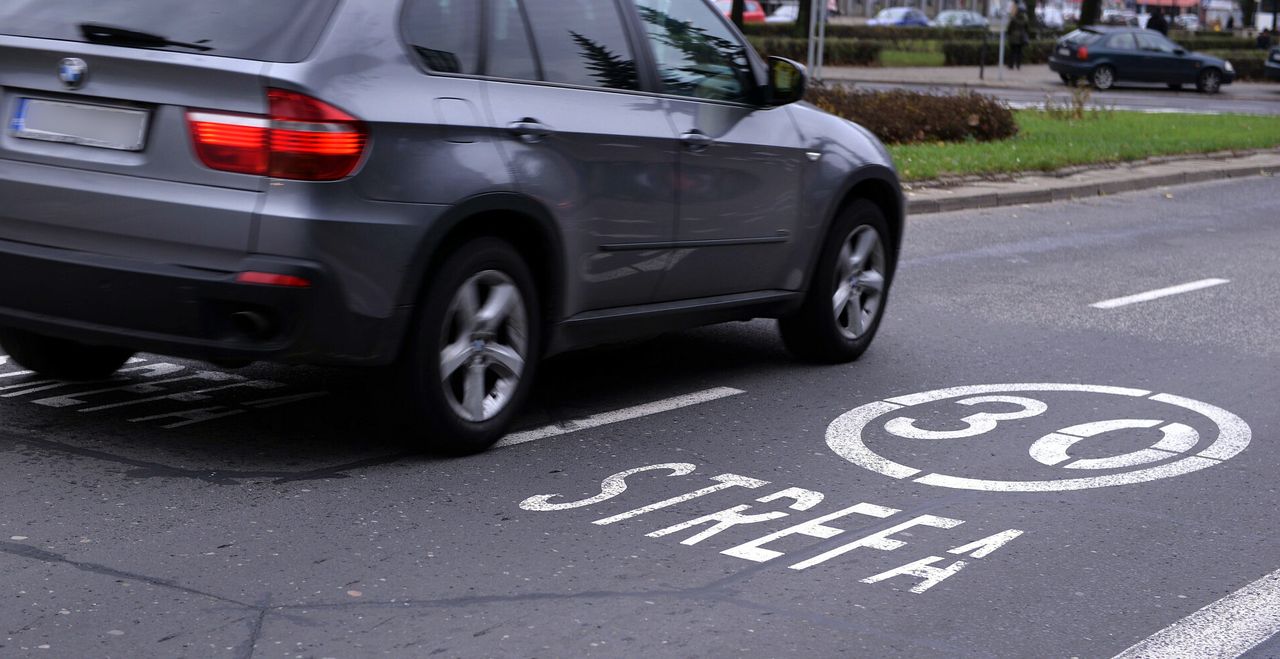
827,383,1251,492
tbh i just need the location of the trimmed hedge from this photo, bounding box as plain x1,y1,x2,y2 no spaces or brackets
805,87,1017,144
748,36,882,66
744,23,1005,41
942,40,1057,65
1176,37,1260,51
1205,49,1273,81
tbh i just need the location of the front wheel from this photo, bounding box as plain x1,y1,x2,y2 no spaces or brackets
1090,64,1115,90
0,328,134,381
779,200,893,363
1196,68,1221,94
393,237,540,454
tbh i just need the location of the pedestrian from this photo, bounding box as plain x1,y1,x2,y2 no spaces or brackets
1006,3,1030,70
1257,29,1273,50
1226,15,1234,30
1147,10,1168,35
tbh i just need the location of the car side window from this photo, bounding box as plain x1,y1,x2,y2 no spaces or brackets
1107,33,1137,50
403,0,482,74
522,0,640,90
1135,33,1174,52
631,0,755,103
489,0,541,80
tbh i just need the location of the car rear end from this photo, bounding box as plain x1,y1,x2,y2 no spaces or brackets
0,0,423,366
1049,28,1103,79
1267,47,1280,81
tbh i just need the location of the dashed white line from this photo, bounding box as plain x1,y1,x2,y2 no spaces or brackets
1090,278,1230,309
1112,567,1280,659
495,386,745,448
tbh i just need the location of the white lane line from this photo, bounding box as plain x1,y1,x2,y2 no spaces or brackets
495,387,745,448
1090,278,1230,310
1112,567,1280,659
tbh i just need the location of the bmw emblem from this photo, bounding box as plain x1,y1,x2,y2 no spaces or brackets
58,58,88,90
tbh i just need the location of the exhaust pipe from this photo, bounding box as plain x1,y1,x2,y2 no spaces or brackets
229,310,274,339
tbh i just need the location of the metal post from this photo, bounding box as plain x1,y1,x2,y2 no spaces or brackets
807,0,820,72
997,4,1006,81
816,0,829,81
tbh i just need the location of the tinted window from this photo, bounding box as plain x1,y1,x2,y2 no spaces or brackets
1107,33,1137,50
489,0,541,81
404,0,482,74
523,0,640,90
1063,29,1103,44
633,0,755,103
0,0,338,62
1135,33,1174,52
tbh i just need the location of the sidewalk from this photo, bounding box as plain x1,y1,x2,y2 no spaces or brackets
906,150,1280,214
822,65,1280,99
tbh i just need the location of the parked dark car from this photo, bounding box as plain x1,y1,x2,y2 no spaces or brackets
1267,47,1280,81
0,0,904,452
1049,27,1236,93
868,7,931,26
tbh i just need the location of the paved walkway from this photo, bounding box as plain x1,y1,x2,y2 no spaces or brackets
906,150,1280,214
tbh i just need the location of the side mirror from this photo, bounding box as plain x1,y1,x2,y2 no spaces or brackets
766,56,807,106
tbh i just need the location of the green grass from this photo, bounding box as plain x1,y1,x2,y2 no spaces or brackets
878,50,946,67
889,110,1280,181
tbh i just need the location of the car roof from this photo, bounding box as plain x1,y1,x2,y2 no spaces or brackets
1080,26,1144,33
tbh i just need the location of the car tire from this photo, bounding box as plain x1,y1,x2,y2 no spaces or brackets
0,328,133,381
1196,68,1221,94
1166,83,1183,90
1090,64,1115,90
392,237,541,454
779,200,893,364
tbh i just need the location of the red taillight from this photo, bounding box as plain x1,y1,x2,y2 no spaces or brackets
236,272,312,288
1077,46,1089,60
186,88,367,181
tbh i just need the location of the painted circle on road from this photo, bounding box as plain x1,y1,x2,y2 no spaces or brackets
826,384,1251,492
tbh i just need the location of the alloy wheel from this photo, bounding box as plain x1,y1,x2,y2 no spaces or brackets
438,270,529,423
831,226,887,340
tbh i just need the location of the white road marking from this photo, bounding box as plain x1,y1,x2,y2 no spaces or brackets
495,386,745,448
1090,278,1230,309
1112,567,1280,659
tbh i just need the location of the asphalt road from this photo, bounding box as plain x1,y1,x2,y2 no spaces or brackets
2,176,1279,657
852,80,1280,115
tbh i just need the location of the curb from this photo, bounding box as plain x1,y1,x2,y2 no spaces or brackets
906,162,1276,215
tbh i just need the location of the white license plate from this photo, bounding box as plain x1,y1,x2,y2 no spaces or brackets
10,98,149,151
1058,47,1071,57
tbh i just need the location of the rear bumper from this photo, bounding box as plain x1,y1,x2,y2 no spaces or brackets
1265,60,1280,80
1048,57,1092,77
0,237,411,365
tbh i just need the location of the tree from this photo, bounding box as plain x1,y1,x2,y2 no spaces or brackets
732,0,747,28
795,0,812,37
1024,0,1039,29
1078,0,1101,25
1241,0,1257,27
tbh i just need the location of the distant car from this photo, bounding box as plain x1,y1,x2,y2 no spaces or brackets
1173,14,1200,31
1037,6,1065,28
1049,27,1236,93
765,1,838,23
934,10,989,28
1101,9,1139,26
1267,46,1280,81
714,0,767,23
868,7,931,26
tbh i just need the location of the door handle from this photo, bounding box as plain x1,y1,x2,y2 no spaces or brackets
507,118,553,144
681,130,714,153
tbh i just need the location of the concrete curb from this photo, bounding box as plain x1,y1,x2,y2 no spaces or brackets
906,161,1277,215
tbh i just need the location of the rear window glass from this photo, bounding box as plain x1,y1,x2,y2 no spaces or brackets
1062,29,1104,44
0,0,340,63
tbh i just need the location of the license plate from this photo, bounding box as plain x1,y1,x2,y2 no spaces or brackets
10,98,149,151
1058,47,1071,57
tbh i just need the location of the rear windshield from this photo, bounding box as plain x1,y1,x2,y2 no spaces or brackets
0,0,340,62
1061,29,1104,44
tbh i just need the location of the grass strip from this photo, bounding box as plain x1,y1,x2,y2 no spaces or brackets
878,50,946,67
889,110,1280,181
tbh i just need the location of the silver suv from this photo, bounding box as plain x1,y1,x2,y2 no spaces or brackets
0,0,903,451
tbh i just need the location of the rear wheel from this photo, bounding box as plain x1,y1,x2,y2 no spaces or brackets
393,237,540,454
0,328,133,381
1090,64,1115,90
779,200,893,363
1196,68,1221,94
